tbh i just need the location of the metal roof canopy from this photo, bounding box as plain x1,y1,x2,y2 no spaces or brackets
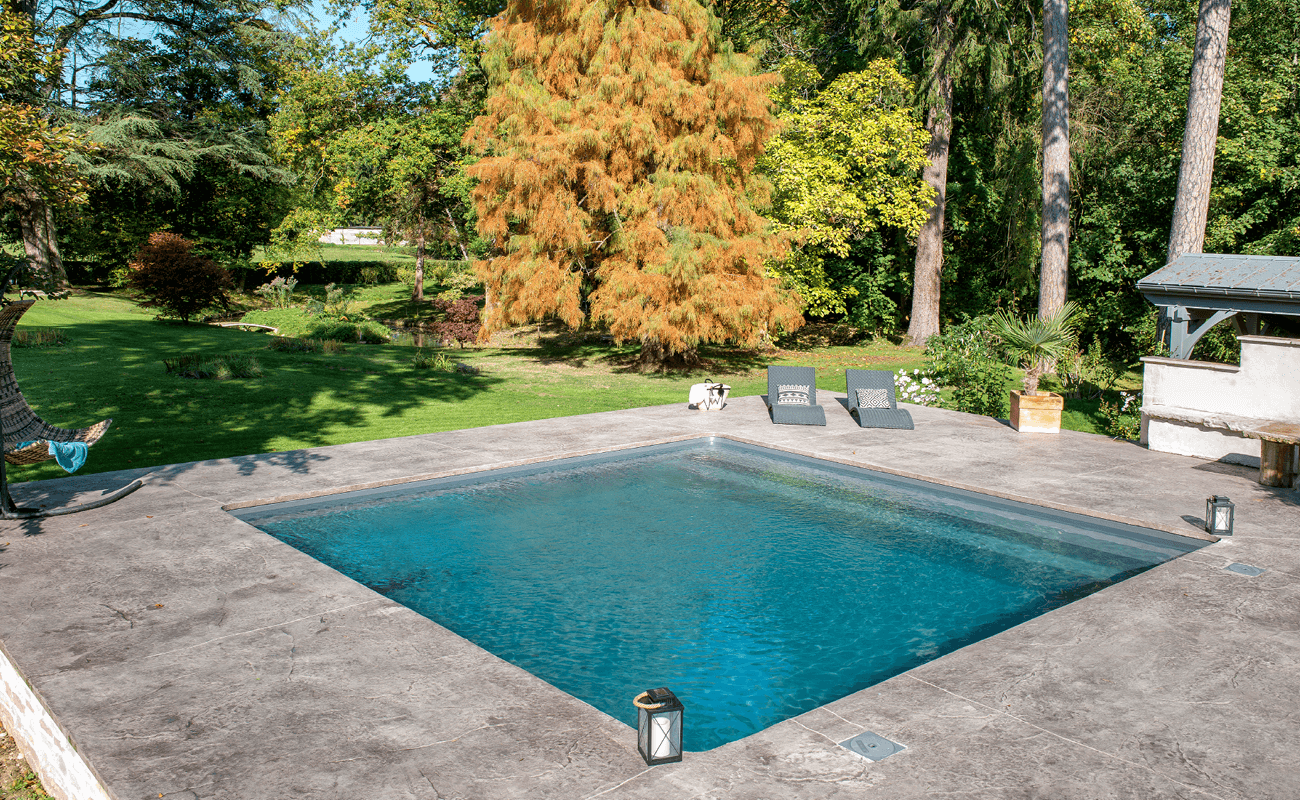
1137,253,1300,359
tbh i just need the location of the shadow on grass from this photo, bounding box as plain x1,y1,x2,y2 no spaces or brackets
8,316,504,484
511,324,775,376
358,296,439,322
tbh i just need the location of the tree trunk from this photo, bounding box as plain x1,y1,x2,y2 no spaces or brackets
414,230,426,302
1039,0,1070,318
17,198,69,289
905,8,955,348
446,208,470,261
635,337,702,371
1166,0,1231,264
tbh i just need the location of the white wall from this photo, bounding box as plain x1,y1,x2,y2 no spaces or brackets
1141,336,1300,466
0,644,112,800
317,227,384,246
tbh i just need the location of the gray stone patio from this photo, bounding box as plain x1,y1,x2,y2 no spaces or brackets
1,395,1296,799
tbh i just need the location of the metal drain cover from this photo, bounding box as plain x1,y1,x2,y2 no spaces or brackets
839,731,905,761
1225,563,1265,577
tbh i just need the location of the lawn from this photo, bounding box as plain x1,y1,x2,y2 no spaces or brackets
9,288,938,480
6,285,1137,481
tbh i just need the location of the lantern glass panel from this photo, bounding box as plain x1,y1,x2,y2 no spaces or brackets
1206,496,1234,535
637,690,684,765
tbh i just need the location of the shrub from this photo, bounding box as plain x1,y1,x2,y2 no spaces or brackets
267,337,348,354
307,319,391,344
12,329,68,348
431,296,482,347
268,336,320,353
1124,308,1168,360
256,276,298,309
253,259,401,285
127,232,234,323
893,369,939,406
357,262,398,284
924,317,1012,417
412,349,453,370
1099,391,1142,440
305,283,357,318
1059,335,1119,400
163,353,263,379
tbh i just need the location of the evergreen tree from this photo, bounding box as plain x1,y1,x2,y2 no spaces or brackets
1166,0,1231,264
1039,0,1070,318
465,0,801,367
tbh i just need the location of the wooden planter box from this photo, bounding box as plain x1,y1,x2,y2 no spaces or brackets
1010,390,1064,433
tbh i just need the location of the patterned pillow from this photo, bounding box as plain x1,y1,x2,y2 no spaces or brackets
776,384,811,406
856,388,890,409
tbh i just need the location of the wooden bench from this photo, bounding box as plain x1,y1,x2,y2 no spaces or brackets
1144,405,1300,488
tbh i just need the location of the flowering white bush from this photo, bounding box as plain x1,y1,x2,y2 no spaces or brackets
1119,390,1140,413
894,369,939,406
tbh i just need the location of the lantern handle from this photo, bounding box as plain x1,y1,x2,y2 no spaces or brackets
633,692,666,710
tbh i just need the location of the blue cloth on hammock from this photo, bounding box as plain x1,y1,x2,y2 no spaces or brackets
15,440,88,473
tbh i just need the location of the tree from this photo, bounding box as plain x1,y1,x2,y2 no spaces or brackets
3,0,302,281
909,5,954,345
329,111,474,301
465,0,802,367
1038,0,1070,318
760,57,933,320
269,36,479,294
0,11,95,286
854,0,1036,345
127,231,234,322
1166,0,1231,264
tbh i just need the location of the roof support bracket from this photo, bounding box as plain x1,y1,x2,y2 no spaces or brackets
1166,306,1237,360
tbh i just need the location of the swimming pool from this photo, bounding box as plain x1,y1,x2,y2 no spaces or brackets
232,437,1205,751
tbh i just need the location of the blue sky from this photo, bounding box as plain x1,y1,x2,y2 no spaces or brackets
307,0,437,83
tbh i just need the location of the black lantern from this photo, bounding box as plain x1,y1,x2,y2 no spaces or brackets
634,687,683,765
1206,495,1235,536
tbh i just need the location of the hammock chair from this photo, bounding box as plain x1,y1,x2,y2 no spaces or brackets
0,300,142,519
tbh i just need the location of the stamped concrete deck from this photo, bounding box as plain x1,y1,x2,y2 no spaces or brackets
1,396,1297,800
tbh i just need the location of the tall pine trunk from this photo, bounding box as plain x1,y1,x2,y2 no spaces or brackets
1166,0,1231,264
17,198,69,288
905,7,954,348
1039,0,1070,318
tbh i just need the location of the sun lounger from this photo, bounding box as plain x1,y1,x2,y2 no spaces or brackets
845,369,914,430
766,365,826,426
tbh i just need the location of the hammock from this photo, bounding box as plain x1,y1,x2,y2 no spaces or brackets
0,300,141,519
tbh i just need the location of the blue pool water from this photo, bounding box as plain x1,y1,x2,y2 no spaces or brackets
234,438,1204,751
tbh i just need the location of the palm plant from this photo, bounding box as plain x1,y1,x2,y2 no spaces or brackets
990,301,1082,394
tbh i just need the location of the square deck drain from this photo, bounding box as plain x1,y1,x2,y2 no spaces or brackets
839,731,906,761
1225,563,1265,577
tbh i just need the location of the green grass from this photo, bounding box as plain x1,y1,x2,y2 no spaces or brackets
8,290,1138,481
7,291,927,480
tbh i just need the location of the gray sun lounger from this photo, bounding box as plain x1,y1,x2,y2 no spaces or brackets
766,365,827,426
845,369,914,429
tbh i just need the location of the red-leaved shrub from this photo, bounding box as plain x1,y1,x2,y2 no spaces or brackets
431,296,482,347
127,232,233,323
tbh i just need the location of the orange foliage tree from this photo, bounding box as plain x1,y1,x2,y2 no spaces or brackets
464,0,801,366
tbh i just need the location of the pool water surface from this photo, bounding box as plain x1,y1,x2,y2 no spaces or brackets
233,438,1204,751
